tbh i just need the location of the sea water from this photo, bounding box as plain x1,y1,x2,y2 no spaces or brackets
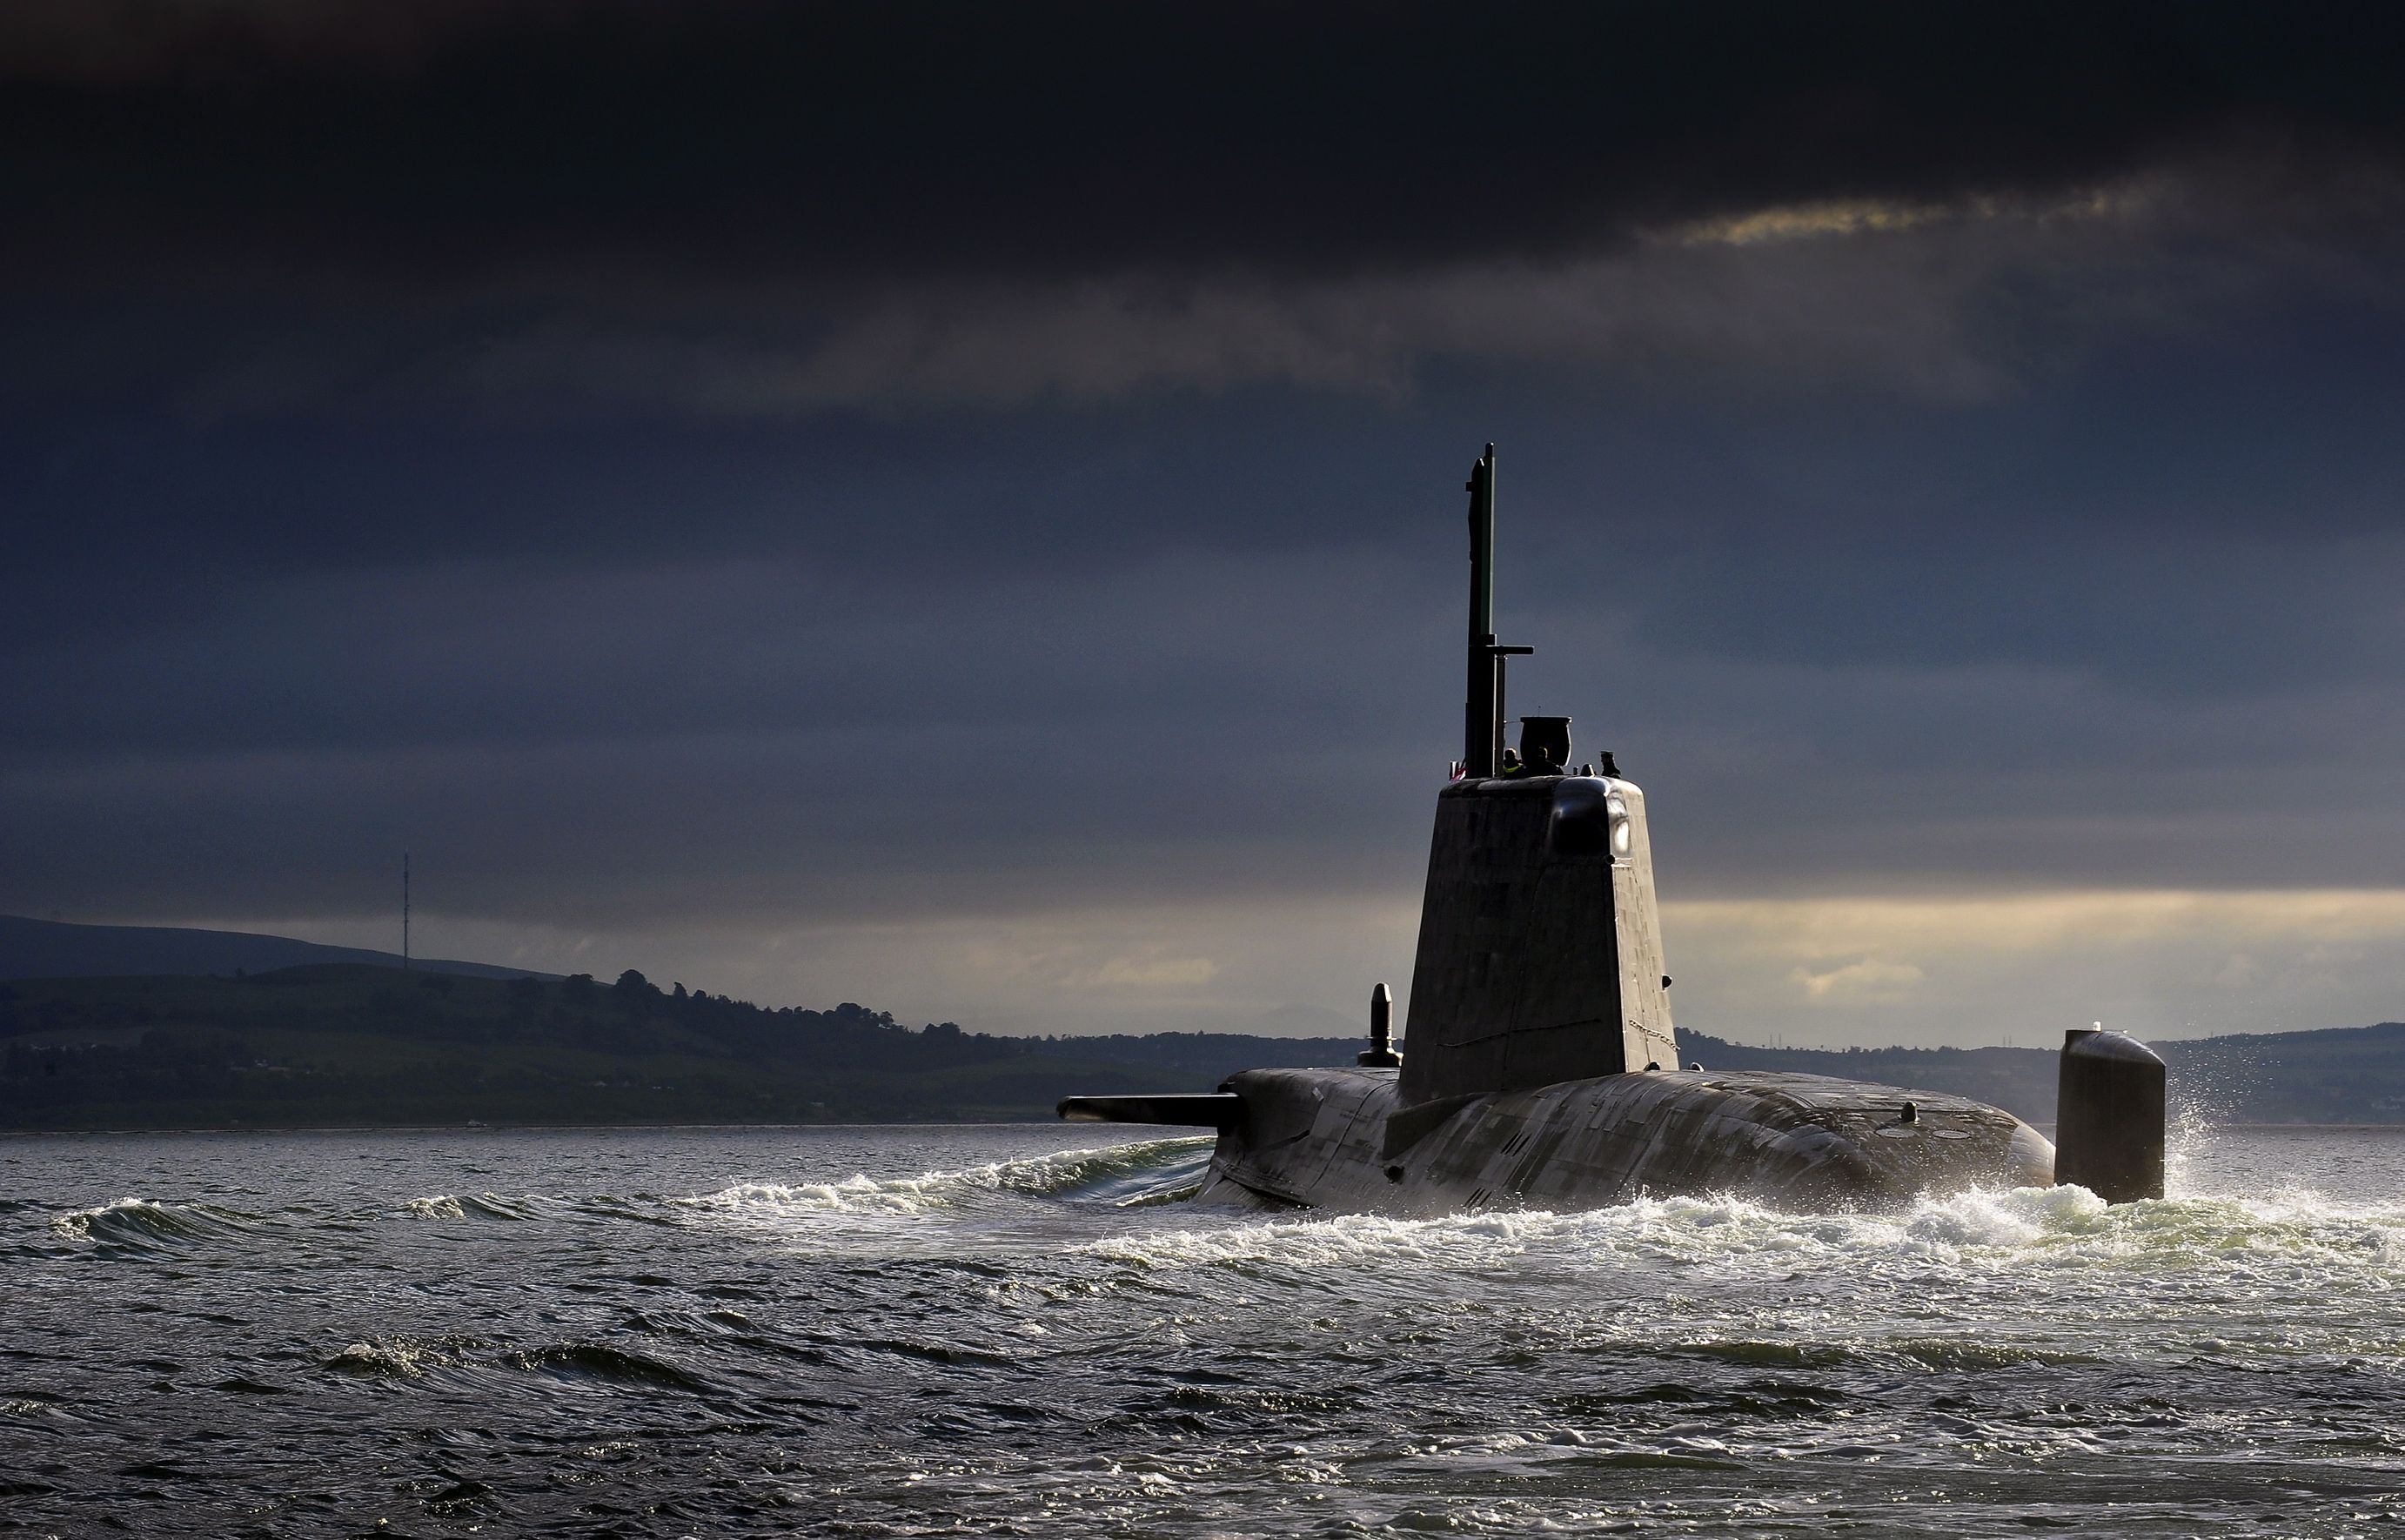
4,1123,2404,1537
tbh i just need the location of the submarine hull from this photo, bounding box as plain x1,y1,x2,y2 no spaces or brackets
1190,1066,2054,1215
1058,445,2155,1214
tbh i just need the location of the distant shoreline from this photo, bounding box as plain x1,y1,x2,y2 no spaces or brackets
13,966,2405,1130
0,1117,1086,1137
7,1119,2401,1138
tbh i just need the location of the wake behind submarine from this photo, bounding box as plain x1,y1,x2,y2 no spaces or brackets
1062,445,2167,1214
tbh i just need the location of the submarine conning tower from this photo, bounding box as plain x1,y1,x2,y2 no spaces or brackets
1396,445,1678,1107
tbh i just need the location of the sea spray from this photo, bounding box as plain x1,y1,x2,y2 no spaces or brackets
680,1136,1213,1216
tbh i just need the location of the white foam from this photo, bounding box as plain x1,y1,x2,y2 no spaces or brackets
681,1138,1211,1217
687,1174,950,1215
327,1339,435,1377
1075,1182,2405,1279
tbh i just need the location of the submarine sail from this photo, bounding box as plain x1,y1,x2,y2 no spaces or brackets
1401,445,1678,1107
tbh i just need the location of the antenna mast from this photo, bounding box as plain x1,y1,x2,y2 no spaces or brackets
1463,444,1531,777
402,852,411,971
1464,445,1497,775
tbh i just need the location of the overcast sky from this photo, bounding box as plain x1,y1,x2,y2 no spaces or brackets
5,1,2403,1046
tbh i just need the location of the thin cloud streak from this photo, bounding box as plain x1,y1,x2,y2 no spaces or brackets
6,3,2405,416
12,157,2403,418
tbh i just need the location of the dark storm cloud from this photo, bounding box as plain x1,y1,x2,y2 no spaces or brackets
3,2,2402,422
0,0,2395,419
5,0,2402,280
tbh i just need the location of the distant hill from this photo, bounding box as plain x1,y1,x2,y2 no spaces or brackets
0,964,1193,1129
3,954,2401,1130
0,915,555,984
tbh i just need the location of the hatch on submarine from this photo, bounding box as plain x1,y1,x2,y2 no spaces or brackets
1060,445,2166,1213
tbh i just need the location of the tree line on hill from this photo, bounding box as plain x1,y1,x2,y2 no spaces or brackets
0,964,1188,1128
3,961,2402,1129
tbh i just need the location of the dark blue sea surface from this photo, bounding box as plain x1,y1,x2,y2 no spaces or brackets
5,1122,2405,1537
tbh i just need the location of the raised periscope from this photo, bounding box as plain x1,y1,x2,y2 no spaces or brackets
1059,445,2166,1215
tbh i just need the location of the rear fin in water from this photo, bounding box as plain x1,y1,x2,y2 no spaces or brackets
2053,1028,2165,1202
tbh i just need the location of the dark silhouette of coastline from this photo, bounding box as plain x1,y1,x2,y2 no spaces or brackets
0,961,2396,1130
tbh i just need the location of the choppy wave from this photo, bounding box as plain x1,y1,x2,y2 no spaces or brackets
17,1125,2405,1538
38,1141,1215,1255
681,1136,1213,1216
50,1197,262,1249
325,1336,460,1380
502,1340,717,1392
404,1191,540,1221
325,1333,717,1393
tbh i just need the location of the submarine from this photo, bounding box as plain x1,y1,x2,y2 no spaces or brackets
1062,445,2167,1215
